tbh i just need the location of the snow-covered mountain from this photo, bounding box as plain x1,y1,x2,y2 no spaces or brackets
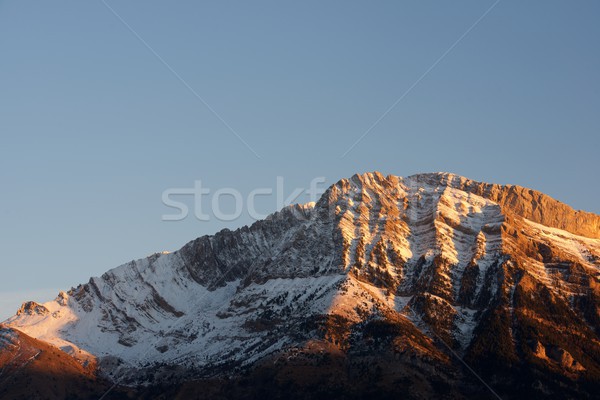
3,172,600,399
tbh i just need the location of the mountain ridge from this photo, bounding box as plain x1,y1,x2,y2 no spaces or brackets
402,171,599,238
3,171,600,399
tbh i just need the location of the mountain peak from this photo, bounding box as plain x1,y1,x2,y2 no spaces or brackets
16,301,50,317
336,171,599,239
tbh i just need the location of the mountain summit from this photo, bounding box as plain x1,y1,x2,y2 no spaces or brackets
3,172,600,399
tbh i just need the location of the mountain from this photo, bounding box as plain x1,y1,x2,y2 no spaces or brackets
3,172,600,399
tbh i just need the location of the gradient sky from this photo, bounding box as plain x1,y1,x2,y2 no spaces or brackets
1,0,599,320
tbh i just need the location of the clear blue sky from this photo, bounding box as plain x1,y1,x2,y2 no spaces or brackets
1,0,599,319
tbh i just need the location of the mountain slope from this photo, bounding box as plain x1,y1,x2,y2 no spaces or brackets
0,325,109,399
4,172,600,399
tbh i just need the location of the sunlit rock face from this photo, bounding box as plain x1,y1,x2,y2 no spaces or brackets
4,172,600,399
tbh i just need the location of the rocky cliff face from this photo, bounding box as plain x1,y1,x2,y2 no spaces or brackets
417,173,600,239
4,172,600,399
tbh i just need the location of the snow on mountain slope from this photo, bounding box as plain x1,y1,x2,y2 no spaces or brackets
4,172,600,395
